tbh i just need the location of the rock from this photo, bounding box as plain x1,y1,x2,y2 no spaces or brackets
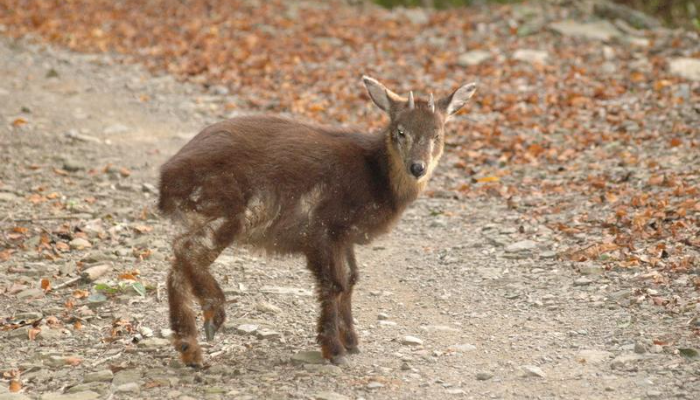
0,394,32,400
115,382,140,394
160,328,173,339
112,369,141,387
69,238,92,250
669,58,700,82
476,372,493,380
137,337,170,348
650,344,663,354
255,301,282,314
0,192,19,202
81,265,110,282
505,240,537,253
260,286,312,296
37,327,63,341
291,351,326,365
579,265,603,275
256,329,280,340
16,288,44,300
634,342,647,354
445,389,465,395
103,123,129,135
521,365,546,378
315,392,349,400
457,50,491,67
367,382,384,389
449,343,477,352
610,353,643,369
577,349,613,364
65,383,106,394
377,312,390,320
139,326,154,338
83,369,113,383
573,277,593,286
62,157,85,172
378,321,397,327
550,20,621,41
512,49,548,64
41,391,100,400
593,2,661,29
402,8,429,25
401,336,423,346
303,364,342,376
236,324,258,335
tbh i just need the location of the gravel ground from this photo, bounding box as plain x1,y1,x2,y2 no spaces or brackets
1,28,699,400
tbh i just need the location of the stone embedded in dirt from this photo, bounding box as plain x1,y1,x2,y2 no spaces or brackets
366,382,384,389
445,388,466,395
521,365,546,378
378,320,397,327
137,337,170,348
669,58,700,82
549,20,621,41
421,325,460,333
141,183,158,194
377,312,390,320
115,382,140,394
160,328,173,339
634,342,647,354
260,286,312,296
573,277,593,286
37,327,63,341
14,311,42,320
314,392,350,400
401,336,423,346
138,326,154,338
610,354,643,369
255,301,282,314
6,325,30,339
62,157,85,172
505,240,537,253
40,392,100,400
16,288,44,300
236,324,259,335
103,123,129,135
256,328,280,340
112,369,142,387
304,364,342,376
457,50,491,67
0,192,19,202
650,344,663,354
579,265,603,275
291,351,326,366
65,383,107,394
448,344,477,352
577,350,613,364
0,394,31,400
512,49,549,64
476,372,493,380
69,238,92,250
83,369,113,383
81,264,110,282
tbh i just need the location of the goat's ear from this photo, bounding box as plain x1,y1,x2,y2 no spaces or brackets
438,82,477,119
362,75,405,114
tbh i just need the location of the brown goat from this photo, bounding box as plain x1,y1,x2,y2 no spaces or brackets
158,76,476,367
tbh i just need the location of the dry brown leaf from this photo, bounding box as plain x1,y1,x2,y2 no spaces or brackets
28,327,41,340
9,379,21,393
40,278,51,292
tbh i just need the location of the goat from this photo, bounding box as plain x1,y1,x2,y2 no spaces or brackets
158,76,477,367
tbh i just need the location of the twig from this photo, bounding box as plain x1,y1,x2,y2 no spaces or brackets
52,276,82,290
12,215,82,223
91,351,123,367
155,282,163,303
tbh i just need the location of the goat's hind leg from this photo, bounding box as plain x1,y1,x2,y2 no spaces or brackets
167,258,202,367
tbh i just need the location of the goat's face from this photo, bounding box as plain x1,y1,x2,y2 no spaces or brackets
390,107,444,181
362,76,477,182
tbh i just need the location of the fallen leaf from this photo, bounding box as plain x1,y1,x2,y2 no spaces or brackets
28,327,41,340
9,379,21,393
12,117,27,127
40,278,51,292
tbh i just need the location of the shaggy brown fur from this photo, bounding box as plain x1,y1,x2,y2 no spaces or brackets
158,76,476,366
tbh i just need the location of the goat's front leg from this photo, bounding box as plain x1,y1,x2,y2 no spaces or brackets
307,243,348,365
338,245,359,354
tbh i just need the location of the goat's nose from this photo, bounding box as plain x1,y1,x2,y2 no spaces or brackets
410,162,426,178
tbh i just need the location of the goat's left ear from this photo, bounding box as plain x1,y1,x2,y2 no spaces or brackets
438,83,477,119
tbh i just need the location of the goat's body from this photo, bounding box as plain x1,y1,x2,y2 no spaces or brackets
160,116,410,255
158,77,475,367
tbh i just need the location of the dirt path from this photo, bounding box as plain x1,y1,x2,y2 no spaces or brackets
1,36,698,400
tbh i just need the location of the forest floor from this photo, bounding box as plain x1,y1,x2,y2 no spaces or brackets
1,1,699,399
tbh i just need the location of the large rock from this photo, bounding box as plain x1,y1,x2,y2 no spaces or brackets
669,58,700,82
513,49,549,65
458,50,491,67
550,20,621,41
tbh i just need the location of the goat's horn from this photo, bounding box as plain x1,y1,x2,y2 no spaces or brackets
428,93,435,113
408,91,415,109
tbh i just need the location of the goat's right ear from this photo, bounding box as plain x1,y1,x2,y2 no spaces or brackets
362,75,404,114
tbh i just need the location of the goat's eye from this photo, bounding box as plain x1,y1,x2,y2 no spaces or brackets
397,129,405,138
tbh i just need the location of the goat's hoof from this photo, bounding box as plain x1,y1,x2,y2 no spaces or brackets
330,355,349,366
346,346,360,355
204,320,216,342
